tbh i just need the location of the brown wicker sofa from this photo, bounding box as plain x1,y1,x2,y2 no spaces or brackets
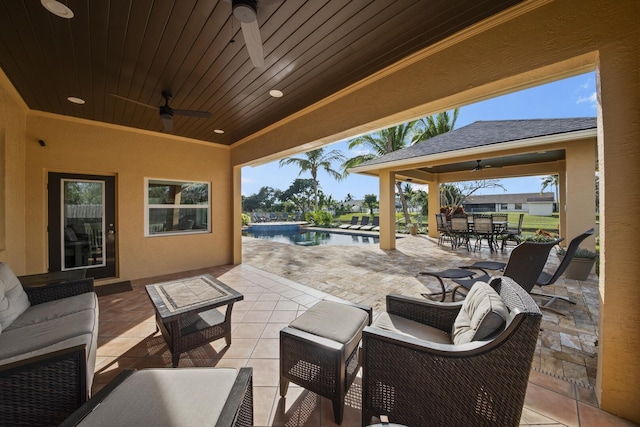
361,276,542,427
0,264,98,426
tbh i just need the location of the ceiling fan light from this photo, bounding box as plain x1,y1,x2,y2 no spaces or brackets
67,96,85,104
41,0,74,18
232,0,257,23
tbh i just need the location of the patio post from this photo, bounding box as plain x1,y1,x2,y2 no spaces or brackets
427,181,440,238
378,169,396,250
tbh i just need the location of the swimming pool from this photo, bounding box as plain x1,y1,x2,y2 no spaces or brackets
242,229,381,246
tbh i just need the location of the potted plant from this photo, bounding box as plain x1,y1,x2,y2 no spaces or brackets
557,246,598,280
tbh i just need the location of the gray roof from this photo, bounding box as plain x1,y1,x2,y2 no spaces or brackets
358,117,596,167
463,192,555,204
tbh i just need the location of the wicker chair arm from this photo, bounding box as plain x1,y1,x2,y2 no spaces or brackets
0,345,88,426
386,294,462,332
22,278,95,306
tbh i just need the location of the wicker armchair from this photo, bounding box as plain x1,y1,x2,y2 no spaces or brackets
0,272,96,427
361,277,542,427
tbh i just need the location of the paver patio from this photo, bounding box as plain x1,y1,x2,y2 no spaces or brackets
91,233,630,426
242,232,599,388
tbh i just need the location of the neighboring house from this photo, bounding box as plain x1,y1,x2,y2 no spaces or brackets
462,192,555,216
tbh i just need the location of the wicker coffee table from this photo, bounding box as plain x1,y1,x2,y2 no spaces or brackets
145,274,243,367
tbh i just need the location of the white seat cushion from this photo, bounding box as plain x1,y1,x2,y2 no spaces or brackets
372,312,452,344
76,368,239,426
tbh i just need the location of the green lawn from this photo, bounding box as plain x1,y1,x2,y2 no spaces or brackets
335,212,561,236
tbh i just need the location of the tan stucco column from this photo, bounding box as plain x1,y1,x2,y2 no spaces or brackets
428,180,440,238
232,165,242,264
558,167,566,240
595,42,640,420
564,140,596,249
378,169,396,250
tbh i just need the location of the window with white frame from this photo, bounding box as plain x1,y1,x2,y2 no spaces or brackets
145,178,210,236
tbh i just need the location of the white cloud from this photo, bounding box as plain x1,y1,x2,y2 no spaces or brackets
576,92,597,108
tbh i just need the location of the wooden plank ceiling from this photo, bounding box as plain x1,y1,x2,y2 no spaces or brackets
0,0,523,145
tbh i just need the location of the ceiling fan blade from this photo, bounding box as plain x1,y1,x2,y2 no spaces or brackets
173,109,213,118
109,93,157,109
240,21,264,67
162,117,173,132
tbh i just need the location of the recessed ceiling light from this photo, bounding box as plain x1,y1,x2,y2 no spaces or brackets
269,89,283,98
41,0,74,19
67,96,85,104
214,129,224,134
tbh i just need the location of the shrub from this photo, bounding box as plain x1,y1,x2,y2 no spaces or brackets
557,246,598,260
241,213,251,226
306,210,333,226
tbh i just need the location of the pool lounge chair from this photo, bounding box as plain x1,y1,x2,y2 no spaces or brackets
349,216,370,230
360,216,378,231
339,216,358,229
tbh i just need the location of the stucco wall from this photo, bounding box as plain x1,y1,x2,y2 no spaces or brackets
24,114,232,281
0,70,28,272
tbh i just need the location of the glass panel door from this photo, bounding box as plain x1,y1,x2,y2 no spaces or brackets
62,179,105,270
48,172,116,279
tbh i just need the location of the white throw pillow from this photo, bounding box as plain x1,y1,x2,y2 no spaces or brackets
451,280,508,345
0,263,31,330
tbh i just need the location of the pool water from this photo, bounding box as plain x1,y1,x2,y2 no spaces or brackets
242,229,380,246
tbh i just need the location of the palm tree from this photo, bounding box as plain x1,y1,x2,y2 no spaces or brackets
343,110,459,227
279,148,345,210
342,122,420,225
540,175,559,211
412,108,459,142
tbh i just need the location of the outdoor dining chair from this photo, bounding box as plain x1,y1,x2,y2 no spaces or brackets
471,214,494,252
450,215,470,250
501,213,525,250
435,213,452,246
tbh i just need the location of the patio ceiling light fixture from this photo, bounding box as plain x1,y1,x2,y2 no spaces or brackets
269,89,283,98
67,97,85,105
41,0,74,18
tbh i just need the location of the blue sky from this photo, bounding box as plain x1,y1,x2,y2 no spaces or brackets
242,72,597,200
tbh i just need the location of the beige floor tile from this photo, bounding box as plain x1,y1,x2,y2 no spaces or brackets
248,358,281,387
524,383,579,426
251,338,281,359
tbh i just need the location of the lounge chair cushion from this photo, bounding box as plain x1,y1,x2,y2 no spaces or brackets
0,263,31,331
372,312,452,344
452,280,508,345
289,300,369,357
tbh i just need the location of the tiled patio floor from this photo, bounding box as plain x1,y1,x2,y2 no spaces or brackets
94,237,635,426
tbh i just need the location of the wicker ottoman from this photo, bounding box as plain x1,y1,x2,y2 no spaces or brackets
280,300,372,424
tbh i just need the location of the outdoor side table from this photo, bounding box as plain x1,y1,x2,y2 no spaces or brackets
418,268,476,301
145,274,243,367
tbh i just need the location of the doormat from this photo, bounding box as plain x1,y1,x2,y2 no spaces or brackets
95,281,132,296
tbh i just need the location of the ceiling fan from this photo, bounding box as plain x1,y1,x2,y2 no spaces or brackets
110,91,212,132
227,0,282,68
471,160,492,172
